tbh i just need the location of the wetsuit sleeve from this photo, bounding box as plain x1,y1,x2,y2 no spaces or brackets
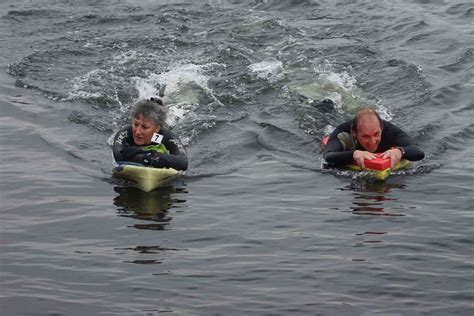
382,122,425,161
159,129,188,171
323,121,355,166
113,126,188,170
112,126,155,165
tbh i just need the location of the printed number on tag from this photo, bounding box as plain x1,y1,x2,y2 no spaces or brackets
151,133,164,144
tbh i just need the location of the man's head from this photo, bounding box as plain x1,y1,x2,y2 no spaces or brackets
351,107,383,152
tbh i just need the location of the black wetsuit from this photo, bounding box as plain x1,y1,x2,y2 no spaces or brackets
323,120,424,166
113,126,188,171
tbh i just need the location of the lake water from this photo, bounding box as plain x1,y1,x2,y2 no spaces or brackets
1,1,473,315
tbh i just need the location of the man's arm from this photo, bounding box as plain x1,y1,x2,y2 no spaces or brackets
381,122,425,162
323,121,356,166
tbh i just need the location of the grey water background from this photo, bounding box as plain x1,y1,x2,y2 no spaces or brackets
1,0,473,315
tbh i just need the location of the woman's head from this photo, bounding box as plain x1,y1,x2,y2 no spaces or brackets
130,98,166,145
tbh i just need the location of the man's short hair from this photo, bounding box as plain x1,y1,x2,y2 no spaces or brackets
351,107,383,132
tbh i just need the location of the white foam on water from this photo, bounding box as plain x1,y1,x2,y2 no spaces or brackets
66,49,160,105
312,60,359,110
248,57,284,82
66,48,223,145
112,50,138,65
313,60,392,119
133,62,222,127
308,60,393,134
67,69,107,100
375,105,393,121
314,64,357,92
66,66,128,115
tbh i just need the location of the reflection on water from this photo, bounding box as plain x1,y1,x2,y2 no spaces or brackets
343,178,406,193
115,245,181,253
353,231,387,251
339,179,407,216
113,184,187,230
113,185,188,265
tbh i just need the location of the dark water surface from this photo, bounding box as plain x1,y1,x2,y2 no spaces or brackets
1,1,473,315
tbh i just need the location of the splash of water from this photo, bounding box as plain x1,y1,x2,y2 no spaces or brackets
248,57,284,83
133,62,223,128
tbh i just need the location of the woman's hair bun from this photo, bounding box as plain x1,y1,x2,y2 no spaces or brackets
149,97,163,106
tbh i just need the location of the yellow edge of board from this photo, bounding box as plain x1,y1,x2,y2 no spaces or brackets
113,164,181,192
344,159,412,180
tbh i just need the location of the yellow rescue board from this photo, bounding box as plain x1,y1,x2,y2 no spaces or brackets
344,159,412,180
113,163,181,192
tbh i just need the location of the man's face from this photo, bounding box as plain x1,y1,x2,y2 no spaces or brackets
353,115,382,152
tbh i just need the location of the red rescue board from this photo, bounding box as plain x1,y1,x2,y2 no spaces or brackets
362,155,391,171
322,135,391,171
322,134,411,180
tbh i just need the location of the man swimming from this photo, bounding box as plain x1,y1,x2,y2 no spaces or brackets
323,107,424,169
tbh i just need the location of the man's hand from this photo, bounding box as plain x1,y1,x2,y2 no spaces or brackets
353,150,376,169
382,148,402,169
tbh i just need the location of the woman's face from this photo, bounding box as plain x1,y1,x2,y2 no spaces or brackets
132,114,160,145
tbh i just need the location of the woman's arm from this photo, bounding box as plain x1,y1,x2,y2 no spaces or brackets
113,126,188,170
159,129,188,171
112,126,155,165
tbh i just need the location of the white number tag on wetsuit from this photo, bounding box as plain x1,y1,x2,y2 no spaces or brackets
151,133,164,144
